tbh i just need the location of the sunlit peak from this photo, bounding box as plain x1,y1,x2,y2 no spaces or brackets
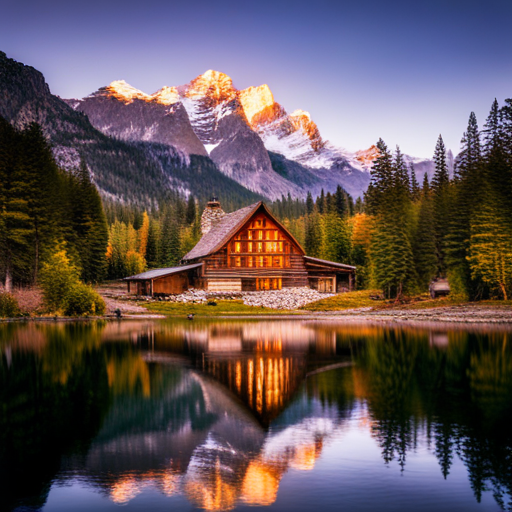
106,80,151,104
152,85,180,105
239,85,275,124
290,109,311,120
200,69,231,82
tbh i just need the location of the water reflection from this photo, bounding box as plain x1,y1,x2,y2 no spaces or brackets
1,320,511,511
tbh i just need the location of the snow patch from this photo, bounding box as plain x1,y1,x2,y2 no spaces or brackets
204,142,220,154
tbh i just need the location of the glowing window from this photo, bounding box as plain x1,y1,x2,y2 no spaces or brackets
235,242,241,253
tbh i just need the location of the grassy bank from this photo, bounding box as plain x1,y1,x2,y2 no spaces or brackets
141,300,298,317
300,290,384,311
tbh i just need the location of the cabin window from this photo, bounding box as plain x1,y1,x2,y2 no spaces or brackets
257,219,262,227
273,256,282,267
257,256,264,267
278,242,283,252
248,242,253,252
248,231,253,240
258,230,263,240
257,242,263,253
248,257,253,267
256,278,282,291
235,242,241,253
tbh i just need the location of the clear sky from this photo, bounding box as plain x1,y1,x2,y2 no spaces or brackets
2,0,511,158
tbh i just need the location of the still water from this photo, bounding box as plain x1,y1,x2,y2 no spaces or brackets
1,319,511,512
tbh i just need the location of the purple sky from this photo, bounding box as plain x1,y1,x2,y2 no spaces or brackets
2,0,511,158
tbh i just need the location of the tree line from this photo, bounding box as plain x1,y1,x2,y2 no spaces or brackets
364,98,512,299
0,117,108,290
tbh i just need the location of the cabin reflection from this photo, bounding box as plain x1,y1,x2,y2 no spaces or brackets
130,320,343,425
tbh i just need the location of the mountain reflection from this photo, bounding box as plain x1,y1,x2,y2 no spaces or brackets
1,320,511,511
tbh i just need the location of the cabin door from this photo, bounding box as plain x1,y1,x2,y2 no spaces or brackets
318,278,333,293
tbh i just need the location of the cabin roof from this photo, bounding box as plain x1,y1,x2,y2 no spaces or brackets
182,201,304,261
304,256,356,271
123,262,203,281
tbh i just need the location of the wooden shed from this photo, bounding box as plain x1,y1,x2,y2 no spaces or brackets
304,256,356,293
124,263,203,296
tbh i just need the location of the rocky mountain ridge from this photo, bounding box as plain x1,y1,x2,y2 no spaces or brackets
70,70,373,199
71,69,451,198
0,52,262,208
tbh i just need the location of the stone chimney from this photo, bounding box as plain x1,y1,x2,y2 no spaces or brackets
201,197,225,235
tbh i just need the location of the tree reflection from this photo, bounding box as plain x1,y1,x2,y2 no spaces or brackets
351,327,512,509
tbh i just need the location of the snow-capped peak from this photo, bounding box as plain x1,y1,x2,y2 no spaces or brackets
152,86,180,105
104,80,151,104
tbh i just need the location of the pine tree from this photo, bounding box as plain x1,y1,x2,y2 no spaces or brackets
186,194,196,225
445,113,482,298
366,142,416,298
410,164,421,201
73,159,108,283
305,210,322,258
468,193,512,299
306,192,314,215
366,138,394,215
413,187,437,288
0,119,32,289
20,123,60,282
138,211,150,258
335,185,349,217
160,207,182,267
145,218,161,268
317,189,326,214
431,135,450,276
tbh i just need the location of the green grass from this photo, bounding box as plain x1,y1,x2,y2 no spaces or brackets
301,290,385,311
141,300,297,317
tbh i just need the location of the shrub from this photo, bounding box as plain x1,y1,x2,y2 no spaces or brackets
39,248,80,312
0,292,20,317
64,283,106,317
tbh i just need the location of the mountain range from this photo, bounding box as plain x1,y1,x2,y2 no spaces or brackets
0,51,452,206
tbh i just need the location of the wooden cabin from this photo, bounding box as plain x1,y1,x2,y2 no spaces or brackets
124,200,355,295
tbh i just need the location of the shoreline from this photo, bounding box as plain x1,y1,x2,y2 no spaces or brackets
2,304,511,325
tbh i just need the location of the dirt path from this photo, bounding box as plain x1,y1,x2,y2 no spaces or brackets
96,282,164,318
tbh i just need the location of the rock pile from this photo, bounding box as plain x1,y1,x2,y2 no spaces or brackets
242,287,334,310
145,287,334,309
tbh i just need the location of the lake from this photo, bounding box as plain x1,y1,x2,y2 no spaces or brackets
1,319,511,511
